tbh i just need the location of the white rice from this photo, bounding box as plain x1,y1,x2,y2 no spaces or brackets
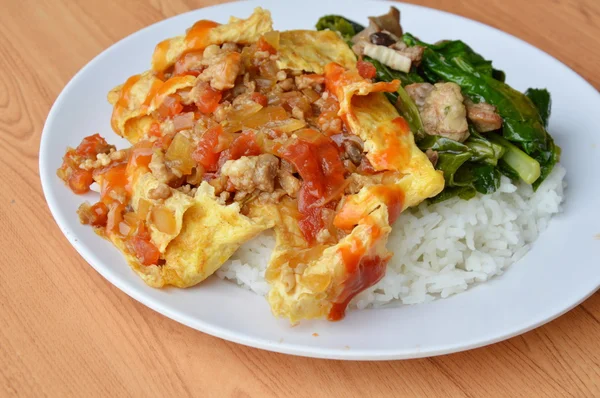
216,164,566,309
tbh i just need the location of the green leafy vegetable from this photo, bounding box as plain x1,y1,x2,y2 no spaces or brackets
429,186,477,203
464,127,505,165
418,135,469,153
497,159,521,181
315,15,365,41
436,152,473,185
402,32,559,188
454,163,501,194
487,133,540,184
314,13,560,201
525,88,551,128
403,35,506,82
420,135,501,200
366,57,425,137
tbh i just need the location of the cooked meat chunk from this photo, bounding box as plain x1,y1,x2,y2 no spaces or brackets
149,150,177,184
280,159,296,174
352,7,402,45
464,99,503,132
342,139,364,165
258,189,287,204
420,83,469,142
278,170,301,198
79,149,125,170
405,82,434,108
197,45,242,90
221,154,279,193
344,173,381,195
294,74,324,90
369,6,403,38
148,183,172,200
277,78,295,92
390,41,424,65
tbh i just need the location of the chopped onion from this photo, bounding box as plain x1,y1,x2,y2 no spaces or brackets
186,166,205,186
173,112,195,131
301,88,321,103
264,119,306,133
137,199,151,220
150,206,177,235
263,31,280,50
244,106,288,129
363,43,411,73
165,133,195,174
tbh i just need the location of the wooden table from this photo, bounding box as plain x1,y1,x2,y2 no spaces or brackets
2,0,599,396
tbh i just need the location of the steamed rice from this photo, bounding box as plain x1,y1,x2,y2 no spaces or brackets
216,164,566,309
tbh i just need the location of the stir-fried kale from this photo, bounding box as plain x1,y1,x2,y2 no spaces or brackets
315,13,559,201
406,37,506,82
403,33,559,189
417,134,502,201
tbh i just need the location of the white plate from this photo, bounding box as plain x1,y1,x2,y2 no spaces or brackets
40,0,600,360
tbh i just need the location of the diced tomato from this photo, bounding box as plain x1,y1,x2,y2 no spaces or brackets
156,94,183,119
278,131,346,242
153,132,175,151
357,60,377,79
68,169,94,194
148,122,162,137
97,163,128,203
130,235,161,265
192,125,224,172
215,130,263,169
250,92,268,107
75,134,111,157
296,188,326,243
194,82,222,114
257,36,276,54
106,203,125,235
82,202,109,227
229,131,262,160
316,95,343,136
280,133,345,198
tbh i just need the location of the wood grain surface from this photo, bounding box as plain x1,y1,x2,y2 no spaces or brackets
1,0,599,396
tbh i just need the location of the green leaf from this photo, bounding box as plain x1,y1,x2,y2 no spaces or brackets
436,152,473,185
315,15,365,41
429,186,477,203
418,135,470,153
366,57,425,138
472,164,501,194
498,159,521,181
464,127,505,165
487,133,541,184
525,88,552,128
402,33,506,82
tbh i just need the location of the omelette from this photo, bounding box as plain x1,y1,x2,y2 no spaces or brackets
57,7,444,323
